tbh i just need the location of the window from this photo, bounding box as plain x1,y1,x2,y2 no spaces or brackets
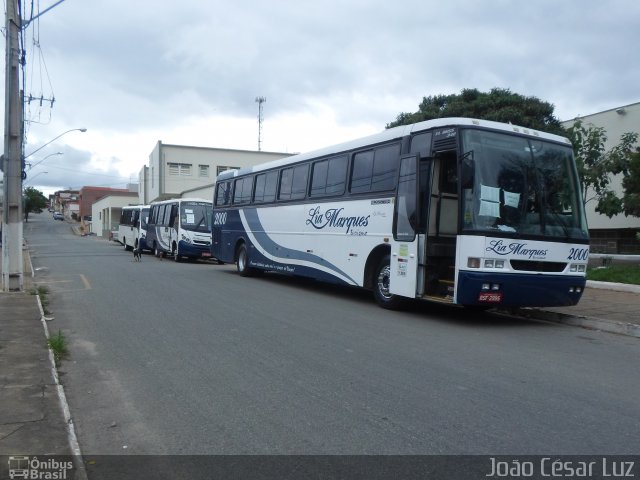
168,163,192,176
350,143,400,194
163,204,173,225
254,171,278,204
394,156,418,242
233,176,253,204
310,155,347,197
350,150,374,193
372,144,401,191
215,181,232,206
410,132,432,156
278,164,309,201
199,165,209,177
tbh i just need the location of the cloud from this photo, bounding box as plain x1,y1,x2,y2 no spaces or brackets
5,0,640,195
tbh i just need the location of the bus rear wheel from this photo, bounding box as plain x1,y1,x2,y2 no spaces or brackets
236,244,255,277
373,254,404,309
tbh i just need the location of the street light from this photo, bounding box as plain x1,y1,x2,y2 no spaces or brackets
24,128,87,160
27,152,62,170
23,171,48,186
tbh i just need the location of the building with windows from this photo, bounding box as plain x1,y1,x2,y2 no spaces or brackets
139,141,294,204
79,186,137,220
562,101,640,253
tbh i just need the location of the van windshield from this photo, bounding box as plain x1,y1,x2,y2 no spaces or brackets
180,202,212,233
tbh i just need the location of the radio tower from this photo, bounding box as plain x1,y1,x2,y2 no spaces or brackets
255,96,266,151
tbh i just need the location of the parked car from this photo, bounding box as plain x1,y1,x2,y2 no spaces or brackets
53,212,64,221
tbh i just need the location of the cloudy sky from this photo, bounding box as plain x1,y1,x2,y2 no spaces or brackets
9,0,640,195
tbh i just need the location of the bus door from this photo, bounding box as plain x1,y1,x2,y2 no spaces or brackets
390,154,419,298
169,203,180,250
424,149,458,300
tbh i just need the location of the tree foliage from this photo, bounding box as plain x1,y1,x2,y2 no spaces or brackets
23,186,48,221
622,147,640,217
565,119,639,218
386,88,565,135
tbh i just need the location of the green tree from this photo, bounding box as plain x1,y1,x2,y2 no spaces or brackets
566,119,638,218
386,87,565,135
23,186,48,222
622,147,640,217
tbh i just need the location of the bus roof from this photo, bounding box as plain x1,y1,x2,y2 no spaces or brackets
216,117,571,182
150,198,211,205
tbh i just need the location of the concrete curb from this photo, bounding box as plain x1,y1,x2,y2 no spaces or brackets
586,280,640,294
30,254,88,480
512,307,640,338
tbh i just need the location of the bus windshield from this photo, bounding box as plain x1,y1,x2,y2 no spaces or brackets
180,202,212,233
460,129,588,241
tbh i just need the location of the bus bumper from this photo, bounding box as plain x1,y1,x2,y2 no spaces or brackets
456,271,586,307
178,240,212,259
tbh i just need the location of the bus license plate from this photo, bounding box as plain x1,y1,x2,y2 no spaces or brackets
201,252,211,257
478,292,502,303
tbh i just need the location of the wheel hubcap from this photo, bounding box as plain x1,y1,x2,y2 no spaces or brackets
377,264,392,299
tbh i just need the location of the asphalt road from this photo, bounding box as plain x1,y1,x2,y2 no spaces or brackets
25,212,640,455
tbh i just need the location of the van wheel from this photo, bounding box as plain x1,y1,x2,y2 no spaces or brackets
373,254,404,309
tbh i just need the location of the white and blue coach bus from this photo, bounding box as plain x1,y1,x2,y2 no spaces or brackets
118,205,150,252
211,118,589,309
146,198,213,261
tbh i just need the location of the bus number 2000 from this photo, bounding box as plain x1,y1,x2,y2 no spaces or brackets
567,248,589,261
213,212,228,226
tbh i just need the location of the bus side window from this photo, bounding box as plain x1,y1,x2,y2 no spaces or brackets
410,132,432,157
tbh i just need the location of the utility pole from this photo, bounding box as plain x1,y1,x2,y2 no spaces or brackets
255,96,266,151
2,0,24,291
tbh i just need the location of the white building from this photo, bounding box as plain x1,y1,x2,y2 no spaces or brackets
91,193,139,238
139,142,294,204
562,101,640,254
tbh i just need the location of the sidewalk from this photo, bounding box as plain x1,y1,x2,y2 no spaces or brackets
0,246,84,479
0,240,639,474
512,281,640,338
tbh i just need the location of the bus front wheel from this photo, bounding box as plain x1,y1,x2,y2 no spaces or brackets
373,254,404,309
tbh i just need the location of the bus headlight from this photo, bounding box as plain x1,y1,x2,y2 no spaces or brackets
468,257,481,268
